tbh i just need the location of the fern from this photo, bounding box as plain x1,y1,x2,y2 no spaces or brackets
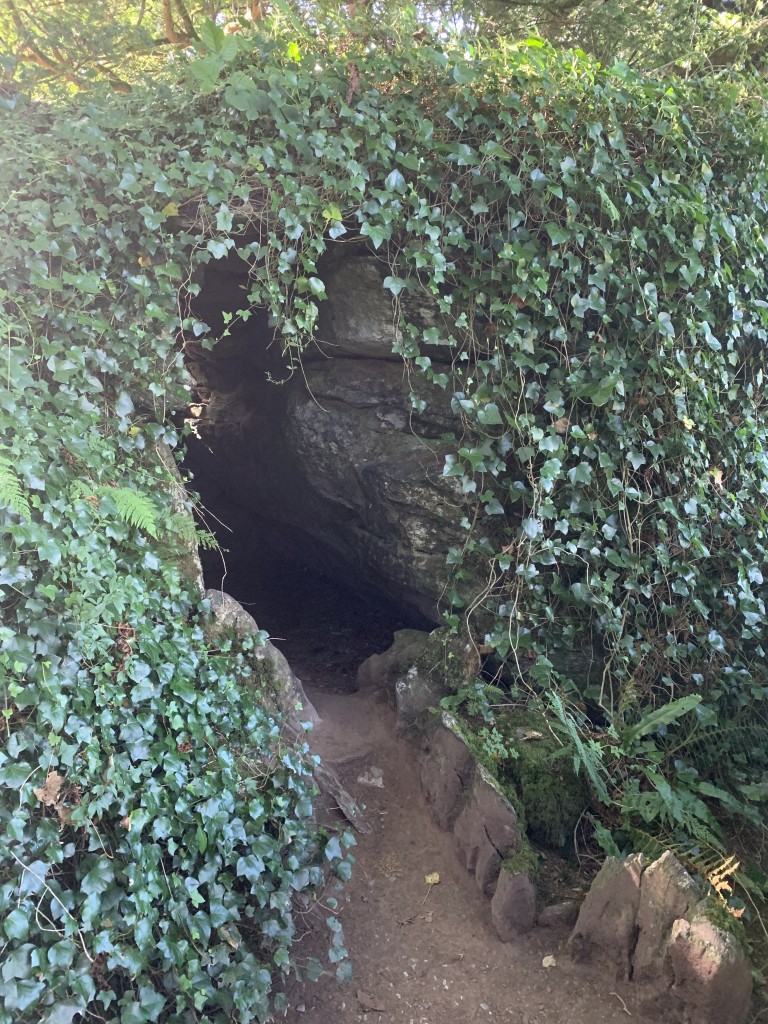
547,691,611,804
164,510,219,551
105,487,158,539
0,456,30,519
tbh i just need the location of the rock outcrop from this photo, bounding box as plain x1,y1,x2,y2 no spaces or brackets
568,851,753,1024
185,249,491,623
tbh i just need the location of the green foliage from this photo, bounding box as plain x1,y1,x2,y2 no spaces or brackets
501,706,591,849
2,14,768,1019
0,455,30,519
105,487,159,539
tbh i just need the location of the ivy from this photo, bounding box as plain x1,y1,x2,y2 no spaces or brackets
2,15,768,1019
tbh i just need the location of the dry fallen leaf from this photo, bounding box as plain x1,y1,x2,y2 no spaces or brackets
33,770,72,825
553,416,570,434
516,728,544,742
33,771,64,807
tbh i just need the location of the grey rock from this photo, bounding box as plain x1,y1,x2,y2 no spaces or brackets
472,767,523,858
537,901,580,929
313,252,451,362
419,716,475,830
394,665,450,721
492,868,537,940
356,629,430,691
568,854,646,980
633,851,701,985
186,346,487,621
667,912,752,1024
203,589,320,730
475,842,502,896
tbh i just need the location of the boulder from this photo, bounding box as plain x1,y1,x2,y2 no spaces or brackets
394,665,451,722
419,715,475,830
453,767,522,895
568,854,645,980
491,868,537,939
356,629,430,691
537,901,580,929
633,851,701,985
667,913,752,1024
203,589,319,730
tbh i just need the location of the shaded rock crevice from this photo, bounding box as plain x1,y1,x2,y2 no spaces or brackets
183,248,488,625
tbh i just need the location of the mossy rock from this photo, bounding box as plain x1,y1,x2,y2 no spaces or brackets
700,896,750,954
415,625,481,692
497,710,590,850
502,839,541,881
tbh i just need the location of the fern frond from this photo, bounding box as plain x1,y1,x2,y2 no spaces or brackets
105,487,158,539
546,690,611,804
163,511,219,551
0,456,30,520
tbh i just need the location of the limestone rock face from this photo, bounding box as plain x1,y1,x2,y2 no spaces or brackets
186,250,496,623
278,358,466,619
313,253,451,362
188,349,475,622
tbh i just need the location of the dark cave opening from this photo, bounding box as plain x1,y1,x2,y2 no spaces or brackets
181,250,441,691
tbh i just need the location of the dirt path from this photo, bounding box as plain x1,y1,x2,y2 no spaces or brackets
283,680,656,1024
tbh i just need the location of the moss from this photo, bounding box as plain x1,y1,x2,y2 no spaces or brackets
503,840,541,881
700,897,750,954
415,626,481,692
452,713,527,825
459,707,590,851
500,711,589,850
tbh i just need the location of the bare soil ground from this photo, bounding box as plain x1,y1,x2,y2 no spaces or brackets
217,555,656,1023
281,681,656,1024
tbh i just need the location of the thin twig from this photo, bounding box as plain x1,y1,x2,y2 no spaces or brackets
610,991,631,1016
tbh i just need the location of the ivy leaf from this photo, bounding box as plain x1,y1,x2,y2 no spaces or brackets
591,376,618,407
477,403,503,426
545,223,570,244
81,857,115,895
359,222,391,249
384,169,407,194
41,1004,83,1024
3,909,30,941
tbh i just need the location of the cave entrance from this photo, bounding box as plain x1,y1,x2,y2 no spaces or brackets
181,250,439,692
